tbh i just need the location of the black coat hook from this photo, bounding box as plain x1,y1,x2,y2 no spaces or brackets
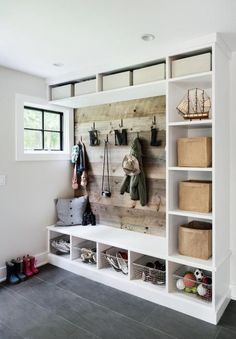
153,116,156,125
119,119,123,128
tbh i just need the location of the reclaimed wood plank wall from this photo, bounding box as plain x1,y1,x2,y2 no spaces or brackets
74,96,166,236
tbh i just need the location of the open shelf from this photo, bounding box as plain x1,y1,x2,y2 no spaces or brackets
168,71,212,86
131,279,167,292
168,120,212,128
168,209,213,220
72,258,98,271
169,167,212,172
99,267,129,280
168,253,213,271
171,291,213,307
49,80,166,108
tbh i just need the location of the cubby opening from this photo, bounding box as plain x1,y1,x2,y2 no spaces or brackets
71,237,97,264
171,263,213,304
168,170,212,212
168,74,212,123
49,231,70,259
100,246,129,277
168,125,212,167
168,214,213,267
132,255,166,287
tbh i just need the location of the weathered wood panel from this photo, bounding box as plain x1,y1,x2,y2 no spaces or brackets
75,96,165,123
74,96,166,235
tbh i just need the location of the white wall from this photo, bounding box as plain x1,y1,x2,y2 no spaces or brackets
230,52,236,299
0,66,73,273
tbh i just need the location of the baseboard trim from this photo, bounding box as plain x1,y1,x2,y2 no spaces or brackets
230,284,236,300
0,251,48,283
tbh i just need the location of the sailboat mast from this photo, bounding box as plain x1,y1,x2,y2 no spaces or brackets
202,90,205,113
195,88,197,113
187,89,190,114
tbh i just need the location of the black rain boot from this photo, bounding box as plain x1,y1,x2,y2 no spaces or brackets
11,258,27,282
5,261,20,284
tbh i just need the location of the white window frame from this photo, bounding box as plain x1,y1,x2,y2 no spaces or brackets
15,94,73,161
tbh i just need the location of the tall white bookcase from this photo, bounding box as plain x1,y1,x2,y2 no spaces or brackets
47,34,231,324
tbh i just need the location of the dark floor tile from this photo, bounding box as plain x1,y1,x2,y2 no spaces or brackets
11,278,172,339
68,328,99,339
23,314,93,339
57,273,156,322
3,275,43,292
58,300,174,339
143,305,219,339
219,300,236,333
36,264,77,284
216,327,236,339
0,320,23,339
0,287,78,339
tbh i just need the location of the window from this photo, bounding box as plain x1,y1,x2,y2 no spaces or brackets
15,94,72,161
24,106,63,151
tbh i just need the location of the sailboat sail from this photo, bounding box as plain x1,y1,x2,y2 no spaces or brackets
177,88,211,120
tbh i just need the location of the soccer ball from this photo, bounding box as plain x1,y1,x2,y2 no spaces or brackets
194,269,204,282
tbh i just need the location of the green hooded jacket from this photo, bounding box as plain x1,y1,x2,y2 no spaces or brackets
120,138,147,206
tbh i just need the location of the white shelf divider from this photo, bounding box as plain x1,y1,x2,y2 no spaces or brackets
168,253,214,271
49,80,166,108
168,209,213,220
168,167,212,172
168,71,212,85
168,120,212,128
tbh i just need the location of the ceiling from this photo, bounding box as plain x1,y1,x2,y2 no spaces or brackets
0,0,236,81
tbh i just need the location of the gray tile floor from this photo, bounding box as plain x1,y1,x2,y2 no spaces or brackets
0,264,235,339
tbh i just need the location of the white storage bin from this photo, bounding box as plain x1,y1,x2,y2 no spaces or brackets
172,52,211,78
133,63,165,85
103,71,131,91
51,84,73,100
74,79,96,96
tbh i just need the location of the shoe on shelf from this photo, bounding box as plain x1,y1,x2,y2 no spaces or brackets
51,239,70,254
6,261,20,284
27,255,38,274
11,258,27,282
116,252,128,275
22,256,33,277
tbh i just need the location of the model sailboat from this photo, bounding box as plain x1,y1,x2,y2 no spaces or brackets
177,88,211,120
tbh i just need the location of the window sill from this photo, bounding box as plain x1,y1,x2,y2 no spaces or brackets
16,151,71,161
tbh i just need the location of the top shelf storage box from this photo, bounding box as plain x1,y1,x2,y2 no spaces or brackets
74,79,96,96
171,52,211,78
51,84,73,100
102,71,132,91
133,63,165,85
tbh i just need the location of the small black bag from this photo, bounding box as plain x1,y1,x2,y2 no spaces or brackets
82,201,96,226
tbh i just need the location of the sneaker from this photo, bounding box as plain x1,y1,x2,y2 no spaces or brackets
116,252,128,275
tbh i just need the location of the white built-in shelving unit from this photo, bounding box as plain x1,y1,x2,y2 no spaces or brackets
47,34,231,324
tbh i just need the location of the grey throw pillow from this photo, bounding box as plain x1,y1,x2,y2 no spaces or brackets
56,196,88,226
